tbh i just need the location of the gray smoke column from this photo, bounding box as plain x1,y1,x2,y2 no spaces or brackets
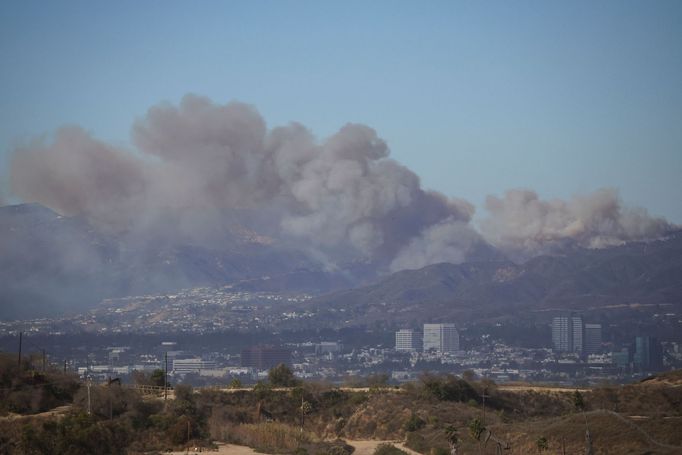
480,188,675,260
10,127,149,231
389,218,482,271
9,95,676,272
9,94,477,268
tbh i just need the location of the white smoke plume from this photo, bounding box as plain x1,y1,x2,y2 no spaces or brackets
479,188,675,261
10,127,149,232
389,218,482,271
8,95,677,272
10,94,476,268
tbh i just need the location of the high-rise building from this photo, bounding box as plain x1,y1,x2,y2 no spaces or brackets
634,336,663,372
172,358,216,374
584,324,603,354
315,342,343,355
423,323,459,354
552,314,584,353
552,317,571,352
241,346,291,370
572,315,584,353
395,329,421,352
612,348,630,369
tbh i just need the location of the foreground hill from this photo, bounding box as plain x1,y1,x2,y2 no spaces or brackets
1,362,681,454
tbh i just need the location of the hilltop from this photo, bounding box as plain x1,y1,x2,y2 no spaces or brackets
305,231,682,326
1,355,681,454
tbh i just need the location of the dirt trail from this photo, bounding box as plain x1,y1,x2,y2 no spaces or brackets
0,405,71,421
168,442,261,454
168,440,421,455
339,440,421,455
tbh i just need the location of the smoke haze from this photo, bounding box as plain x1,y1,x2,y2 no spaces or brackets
480,188,675,261
7,95,677,271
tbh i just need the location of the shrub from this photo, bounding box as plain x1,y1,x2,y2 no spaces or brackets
404,413,426,432
228,422,313,453
269,364,300,387
405,432,429,453
373,443,408,455
420,374,479,403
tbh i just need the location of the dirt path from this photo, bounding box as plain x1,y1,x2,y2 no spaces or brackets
168,440,420,455
167,442,261,454
344,439,421,455
0,405,71,421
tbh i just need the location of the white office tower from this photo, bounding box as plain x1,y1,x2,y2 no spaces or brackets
423,323,459,354
584,323,602,354
395,329,420,351
552,317,571,352
552,314,584,353
572,315,584,354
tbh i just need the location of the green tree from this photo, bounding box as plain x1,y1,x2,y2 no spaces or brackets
468,418,485,454
445,425,459,454
268,363,299,387
253,381,272,400
573,390,585,411
229,377,242,389
133,369,166,387
404,413,426,432
468,418,484,441
150,369,166,387
536,436,549,452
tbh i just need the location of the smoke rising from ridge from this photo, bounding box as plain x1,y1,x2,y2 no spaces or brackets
480,188,675,261
10,95,477,268
8,95,677,271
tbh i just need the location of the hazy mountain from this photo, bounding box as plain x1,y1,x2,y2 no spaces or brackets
306,231,682,325
0,203,345,319
2,202,680,323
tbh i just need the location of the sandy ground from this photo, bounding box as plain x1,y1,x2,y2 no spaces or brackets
497,385,589,393
344,439,421,455
167,442,260,454
0,405,72,421
168,440,421,455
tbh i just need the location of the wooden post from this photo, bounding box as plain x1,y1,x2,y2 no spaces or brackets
18,332,22,370
482,387,489,425
164,352,168,404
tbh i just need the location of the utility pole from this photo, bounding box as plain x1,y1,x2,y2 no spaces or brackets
187,419,191,453
481,387,489,425
164,352,168,404
17,332,22,370
583,408,593,455
64,359,67,374
87,378,92,415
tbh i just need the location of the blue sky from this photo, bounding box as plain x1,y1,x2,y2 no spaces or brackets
1,0,681,222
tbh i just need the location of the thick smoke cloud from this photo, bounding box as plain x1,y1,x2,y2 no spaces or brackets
480,188,675,261
389,218,482,271
10,94,476,268
8,95,677,272
10,127,149,231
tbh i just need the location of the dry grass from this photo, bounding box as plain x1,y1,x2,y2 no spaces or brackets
223,422,316,453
